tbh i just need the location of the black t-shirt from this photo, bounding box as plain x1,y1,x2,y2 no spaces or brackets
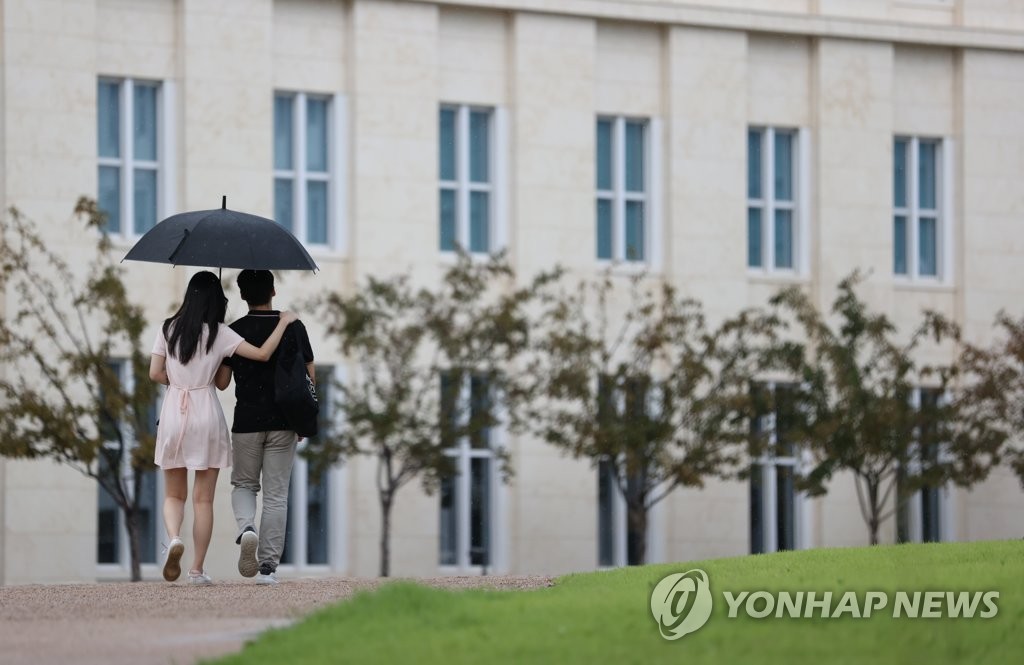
225,311,314,433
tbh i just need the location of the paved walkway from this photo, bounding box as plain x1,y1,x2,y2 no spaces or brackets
0,575,553,665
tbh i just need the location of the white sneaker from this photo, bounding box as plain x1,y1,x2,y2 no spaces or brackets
162,537,185,582
238,530,259,578
255,572,279,586
188,570,213,586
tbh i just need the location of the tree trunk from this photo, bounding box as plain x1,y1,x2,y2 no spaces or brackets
868,481,880,546
626,501,648,565
124,507,142,582
379,491,393,577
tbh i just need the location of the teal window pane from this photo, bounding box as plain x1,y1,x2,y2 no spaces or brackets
98,81,120,158
274,178,294,232
774,209,793,269
439,188,456,251
97,454,121,564
596,120,612,190
439,472,457,565
919,141,938,210
306,98,328,173
624,121,645,193
919,216,937,276
748,207,762,268
306,466,329,565
774,131,794,202
133,84,158,161
274,94,294,171
133,168,157,234
894,215,908,274
596,199,612,259
748,129,762,200
598,460,615,566
469,111,490,183
137,470,159,564
470,191,489,253
469,457,491,566
98,166,121,234
307,180,328,244
625,200,645,261
894,138,908,207
439,108,456,181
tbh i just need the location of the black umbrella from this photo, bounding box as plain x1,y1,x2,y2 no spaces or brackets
122,196,319,272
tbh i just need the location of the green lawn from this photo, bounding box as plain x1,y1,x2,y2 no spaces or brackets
211,540,1023,665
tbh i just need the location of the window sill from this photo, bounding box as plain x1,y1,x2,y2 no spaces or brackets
746,269,808,286
595,259,658,277
439,250,499,265
893,278,955,294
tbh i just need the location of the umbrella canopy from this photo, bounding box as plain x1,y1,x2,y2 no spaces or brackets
122,197,319,271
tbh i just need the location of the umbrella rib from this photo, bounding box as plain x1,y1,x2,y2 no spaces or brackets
167,229,191,262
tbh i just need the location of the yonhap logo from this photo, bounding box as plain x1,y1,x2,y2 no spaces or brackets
651,569,1000,641
649,569,714,640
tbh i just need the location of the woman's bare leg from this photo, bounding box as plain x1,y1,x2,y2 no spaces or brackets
190,468,219,573
162,468,188,539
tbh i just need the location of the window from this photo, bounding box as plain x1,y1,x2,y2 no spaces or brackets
439,105,497,254
596,377,650,566
281,366,336,568
894,137,945,279
96,360,160,567
596,117,649,262
439,373,494,569
897,388,949,543
748,127,800,272
274,92,341,248
97,78,166,236
750,383,802,554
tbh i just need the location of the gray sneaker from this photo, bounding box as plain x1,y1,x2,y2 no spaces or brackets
254,572,279,586
238,530,259,578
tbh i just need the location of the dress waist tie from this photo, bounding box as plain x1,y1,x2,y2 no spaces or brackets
169,384,213,464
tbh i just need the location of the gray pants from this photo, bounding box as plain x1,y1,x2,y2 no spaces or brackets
231,430,297,570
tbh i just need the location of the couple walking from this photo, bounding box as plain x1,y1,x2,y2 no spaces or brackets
148,269,315,586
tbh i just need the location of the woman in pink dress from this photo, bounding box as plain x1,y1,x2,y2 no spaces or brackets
148,271,298,584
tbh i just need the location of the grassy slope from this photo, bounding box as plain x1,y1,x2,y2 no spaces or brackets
210,540,1023,665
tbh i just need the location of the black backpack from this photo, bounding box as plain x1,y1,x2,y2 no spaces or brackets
274,324,319,437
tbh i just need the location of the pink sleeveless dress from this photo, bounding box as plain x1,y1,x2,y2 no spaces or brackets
152,323,245,470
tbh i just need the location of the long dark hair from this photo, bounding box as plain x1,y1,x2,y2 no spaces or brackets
163,271,228,364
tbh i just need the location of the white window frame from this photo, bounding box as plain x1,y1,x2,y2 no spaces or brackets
438,373,507,574
750,382,808,554
274,91,347,253
596,115,662,269
97,77,176,239
893,136,953,284
900,387,955,543
96,361,165,578
747,126,809,277
439,104,507,257
277,365,347,574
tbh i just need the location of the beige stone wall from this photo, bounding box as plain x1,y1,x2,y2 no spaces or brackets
1,0,1023,583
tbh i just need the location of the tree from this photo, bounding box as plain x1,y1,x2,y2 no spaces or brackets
526,272,776,565
311,252,557,576
770,273,1006,545
938,312,1022,488
0,199,159,581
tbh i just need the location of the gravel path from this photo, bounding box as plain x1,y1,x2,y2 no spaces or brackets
0,575,554,665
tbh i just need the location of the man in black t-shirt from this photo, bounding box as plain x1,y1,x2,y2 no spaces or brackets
221,270,314,585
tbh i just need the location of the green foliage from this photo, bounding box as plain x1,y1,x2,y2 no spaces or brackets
526,271,779,562
310,250,559,575
0,198,157,580
770,273,1006,544
209,540,1024,665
